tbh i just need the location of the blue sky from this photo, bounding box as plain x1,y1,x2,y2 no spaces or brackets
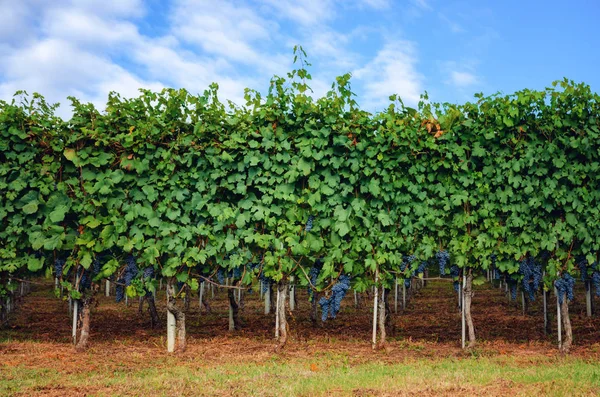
1,0,598,117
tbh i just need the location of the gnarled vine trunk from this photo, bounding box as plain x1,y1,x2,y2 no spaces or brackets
166,278,186,353
183,284,190,312
228,288,240,331
464,268,476,348
275,280,289,351
560,298,573,353
310,291,319,324
75,288,96,352
377,286,386,348
142,292,159,328
384,287,393,335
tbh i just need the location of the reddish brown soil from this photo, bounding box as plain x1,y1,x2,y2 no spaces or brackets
2,278,600,361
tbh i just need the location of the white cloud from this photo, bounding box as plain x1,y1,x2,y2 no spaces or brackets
440,60,480,89
170,0,289,77
0,0,449,117
42,7,141,48
353,41,423,110
0,1,41,45
0,0,288,115
450,71,478,87
65,0,145,17
0,38,162,116
259,0,336,25
130,40,252,105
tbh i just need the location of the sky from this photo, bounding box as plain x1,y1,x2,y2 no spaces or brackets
1,0,599,117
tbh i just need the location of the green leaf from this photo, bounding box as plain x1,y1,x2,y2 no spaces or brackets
49,205,69,222
80,252,92,269
27,257,44,272
22,200,39,214
64,148,78,161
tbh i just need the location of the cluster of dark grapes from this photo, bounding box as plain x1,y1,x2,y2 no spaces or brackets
494,267,502,280
140,267,154,297
577,256,588,282
318,297,329,321
79,271,92,290
116,255,138,303
305,215,314,232
54,258,65,277
401,255,416,272
538,250,551,263
592,268,600,297
216,268,225,285
78,254,108,291
519,256,542,301
143,267,154,279
450,265,460,292
259,273,272,293
436,250,449,275
501,273,518,300
555,273,575,305
92,257,102,275
319,275,351,321
123,255,138,285
416,261,427,276
490,254,499,279
307,259,323,301
115,284,125,302
400,255,416,288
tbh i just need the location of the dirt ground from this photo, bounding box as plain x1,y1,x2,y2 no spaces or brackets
2,278,600,396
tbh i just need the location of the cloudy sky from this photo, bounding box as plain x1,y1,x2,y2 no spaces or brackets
1,0,599,117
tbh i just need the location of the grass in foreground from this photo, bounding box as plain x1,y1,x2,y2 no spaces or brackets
2,346,600,396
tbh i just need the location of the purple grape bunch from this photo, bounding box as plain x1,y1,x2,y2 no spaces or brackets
436,250,449,275
319,275,351,321
555,273,575,305
305,215,315,232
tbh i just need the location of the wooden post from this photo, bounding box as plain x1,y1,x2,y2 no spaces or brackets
372,270,379,350
461,275,466,349
166,283,176,353
264,284,271,315
543,284,548,335
105,280,110,297
199,282,204,313
275,281,280,339
556,287,562,350
394,277,398,314
586,280,592,317
72,299,78,345
289,277,295,311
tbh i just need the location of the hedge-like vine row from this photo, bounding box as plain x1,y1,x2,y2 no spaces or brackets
1,52,599,352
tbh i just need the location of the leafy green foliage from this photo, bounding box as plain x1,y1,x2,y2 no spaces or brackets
1,48,599,297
